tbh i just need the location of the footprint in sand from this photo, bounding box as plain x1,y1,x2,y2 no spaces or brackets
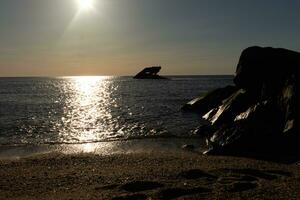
178,169,216,180
120,181,164,192
112,193,148,200
112,181,164,200
96,184,119,190
220,181,258,192
155,187,210,199
211,168,292,181
209,168,292,192
264,170,293,178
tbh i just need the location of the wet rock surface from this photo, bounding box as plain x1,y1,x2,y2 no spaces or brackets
181,85,237,115
183,46,300,157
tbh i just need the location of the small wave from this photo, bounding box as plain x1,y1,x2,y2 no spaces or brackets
0,134,202,147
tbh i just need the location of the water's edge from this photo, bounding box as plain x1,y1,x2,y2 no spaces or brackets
0,138,205,160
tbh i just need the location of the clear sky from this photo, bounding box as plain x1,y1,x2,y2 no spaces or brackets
1,0,300,76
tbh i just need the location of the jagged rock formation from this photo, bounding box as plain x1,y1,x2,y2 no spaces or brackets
134,66,167,79
183,46,300,156
182,86,238,115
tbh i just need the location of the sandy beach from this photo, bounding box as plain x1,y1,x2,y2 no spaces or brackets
0,151,299,200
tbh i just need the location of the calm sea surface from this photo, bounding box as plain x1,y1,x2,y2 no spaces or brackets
0,76,233,156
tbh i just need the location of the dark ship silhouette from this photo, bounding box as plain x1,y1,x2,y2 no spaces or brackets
134,66,167,79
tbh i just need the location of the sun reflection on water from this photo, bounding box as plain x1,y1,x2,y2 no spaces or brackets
59,76,114,151
80,143,97,153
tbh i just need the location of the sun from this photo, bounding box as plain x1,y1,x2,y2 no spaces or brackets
77,0,94,11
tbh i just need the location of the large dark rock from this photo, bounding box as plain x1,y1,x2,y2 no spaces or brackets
234,46,300,99
184,46,300,158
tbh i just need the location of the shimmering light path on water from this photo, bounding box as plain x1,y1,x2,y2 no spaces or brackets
0,76,233,151
59,76,114,144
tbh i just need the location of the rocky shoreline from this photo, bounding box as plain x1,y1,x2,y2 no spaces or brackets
183,46,300,157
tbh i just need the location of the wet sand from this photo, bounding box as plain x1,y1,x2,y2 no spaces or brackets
0,151,299,200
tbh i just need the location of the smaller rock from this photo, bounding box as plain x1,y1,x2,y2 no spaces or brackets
203,89,257,126
182,85,237,115
192,124,214,137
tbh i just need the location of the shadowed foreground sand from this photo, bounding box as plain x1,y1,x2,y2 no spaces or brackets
0,151,299,200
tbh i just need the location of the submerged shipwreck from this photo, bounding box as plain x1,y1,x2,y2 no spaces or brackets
183,46,300,157
134,66,167,79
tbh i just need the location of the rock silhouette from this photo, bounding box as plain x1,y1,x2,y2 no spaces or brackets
183,46,300,156
134,66,167,79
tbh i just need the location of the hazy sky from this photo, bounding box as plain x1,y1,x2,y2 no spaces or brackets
1,0,300,76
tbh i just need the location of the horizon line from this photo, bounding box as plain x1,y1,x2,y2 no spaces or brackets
0,74,235,78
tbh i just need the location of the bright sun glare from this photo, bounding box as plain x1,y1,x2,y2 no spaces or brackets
77,0,94,11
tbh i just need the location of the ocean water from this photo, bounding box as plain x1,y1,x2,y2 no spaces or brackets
0,76,233,156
